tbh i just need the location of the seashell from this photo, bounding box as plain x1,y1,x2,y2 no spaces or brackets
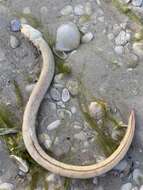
55,22,80,52
10,155,29,173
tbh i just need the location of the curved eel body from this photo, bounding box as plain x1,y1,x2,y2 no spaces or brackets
21,24,135,179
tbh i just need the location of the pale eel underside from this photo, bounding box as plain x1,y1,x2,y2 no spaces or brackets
21,24,135,179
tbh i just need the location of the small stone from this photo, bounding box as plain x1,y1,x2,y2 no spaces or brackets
57,109,72,120
10,19,21,32
60,5,73,16
82,32,94,43
140,185,143,190
0,183,14,190
133,169,143,185
74,131,87,141
25,83,36,93
47,120,61,131
93,177,98,185
54,73,64,84
114,46,124,55
132,0,143,7
88,102,104,121
133,41,143,57
73,122,82,129
74,4,84,16
39,133,52,149
71,106,77,114
98,16,105,22
107,33,114,40
132,187,139,190
50,88,61,101
85,2,92,15
115,30,131,46
114,159,129,173
126,54,139,68
121,183,132,190
40,6,48,22
23,7,31,14
66,80,79,96
62,88,70,102
56,101,65,108
10,35,20,49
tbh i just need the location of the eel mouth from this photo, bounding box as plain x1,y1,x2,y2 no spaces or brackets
21,24,136,179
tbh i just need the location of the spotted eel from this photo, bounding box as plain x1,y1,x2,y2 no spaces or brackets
21,24,135,179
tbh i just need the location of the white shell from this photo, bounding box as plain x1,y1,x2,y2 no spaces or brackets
55,22,80,52
10,155,29,173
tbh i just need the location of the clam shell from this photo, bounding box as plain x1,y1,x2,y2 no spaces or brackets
55,22,80,52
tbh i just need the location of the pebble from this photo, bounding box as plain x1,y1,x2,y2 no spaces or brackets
10,19,21,32
0,183,14,190
39,133,52,149
50,88,61,101
73,122,82,129
132,187,139,190
85,2,92,15
93,176,98,185
62,88,70,102
71,106,77,114
10,35,20,49
47,120,61,131
133,41,143,57
98,16,105,22
114,46,124,55
88,102,104,121
108,33,114,40
10,155,29,173
74,4,84,16
140,185,143,190
74,131,87,141
126,53,139,68
132,0,143,7
25,83,36,93
54,73,64,84
82,32,94,43
132,169,143,185
56,101,65,108
23,7,31,14
66,80,79,96
121,183,132,190
115,30,131,46
57,109,72,120
60,5,73,16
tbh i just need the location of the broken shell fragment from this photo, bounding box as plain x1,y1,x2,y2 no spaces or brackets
55,22,80,52
10,155,29,173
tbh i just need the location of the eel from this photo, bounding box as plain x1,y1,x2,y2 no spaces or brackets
21,24,135,179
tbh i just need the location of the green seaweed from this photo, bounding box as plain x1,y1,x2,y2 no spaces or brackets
13,80,24,110
13,12,42,29
55,56,72,75
112,0,143,25
41,28,55,48
64,178,71,190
